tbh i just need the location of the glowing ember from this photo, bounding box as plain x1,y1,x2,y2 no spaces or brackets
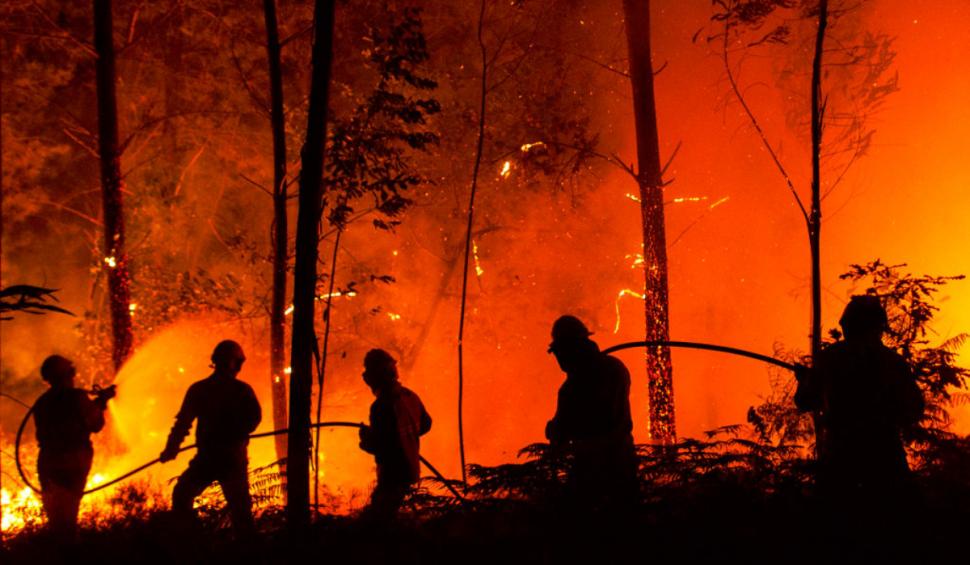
520,141,545,152
625,192,641,202
473,240,484,277
128,303,137,312
387,312,402,321
103,256,117,268
670,196,708,204
284,366,292,375
614,288,646,333
708,196,730,209
499,161,511,179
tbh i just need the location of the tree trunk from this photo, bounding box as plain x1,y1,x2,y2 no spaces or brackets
287,0,335,531
808,0,828,454
263,0,289,467
456,0,489,485
809,0,827,362
93,0,133,373
623,0,675,443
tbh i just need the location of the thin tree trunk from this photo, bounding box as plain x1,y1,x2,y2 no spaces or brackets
287,0,335,532
809,0,827,362
264,0,289,467
809,0,828,454
162,4,182,201
313,227,340,511
623,0,675,443
456,0,488,485
93,0,133,373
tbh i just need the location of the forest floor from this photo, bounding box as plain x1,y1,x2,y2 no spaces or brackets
2,484,966,565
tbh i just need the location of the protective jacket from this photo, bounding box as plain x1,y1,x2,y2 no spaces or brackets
360,383,432,484
796,340,924,482
164,374,262,456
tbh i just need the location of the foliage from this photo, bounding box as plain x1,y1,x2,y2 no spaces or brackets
839,260,968,436
0,285,74,320
324,7,440,231
704,0,899,189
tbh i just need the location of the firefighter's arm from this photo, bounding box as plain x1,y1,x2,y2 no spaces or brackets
793,364,822,412
897,361,925,427
419,403,432,436
244,385,262,433
358,403,382,454
161,388,196,462
81,393,106,434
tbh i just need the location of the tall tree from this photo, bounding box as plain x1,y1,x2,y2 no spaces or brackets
263,0,289,466
708,0,895,369
287,0,335,531
623,0,676,442
93,0,133,372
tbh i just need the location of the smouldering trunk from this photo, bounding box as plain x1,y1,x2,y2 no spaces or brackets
287,0,335,531
264,0,289,467
623,0,675,443
93,0,134,372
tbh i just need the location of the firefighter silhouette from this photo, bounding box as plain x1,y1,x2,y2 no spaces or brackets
546,315,638,509
160,340,261,534
358,348,432,522
33,355,112,539
795,296,924,521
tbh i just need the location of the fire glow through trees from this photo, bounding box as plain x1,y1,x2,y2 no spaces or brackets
1,0,969,534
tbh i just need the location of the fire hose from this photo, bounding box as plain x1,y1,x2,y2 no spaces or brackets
11,341,799,504
13,410,465,502
602,340,802,372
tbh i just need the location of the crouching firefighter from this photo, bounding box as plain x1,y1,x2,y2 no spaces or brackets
358,349,432,522
33,355,114,540
160,340,261,535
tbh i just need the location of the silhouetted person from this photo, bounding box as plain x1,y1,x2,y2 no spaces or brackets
795,296,924,535
358,349,432,522
546,315,637,510
160,340,261,535
33,355,112,540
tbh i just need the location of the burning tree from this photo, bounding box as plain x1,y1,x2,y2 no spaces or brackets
623,0,676,443
262,0,289,466
93,0,134,373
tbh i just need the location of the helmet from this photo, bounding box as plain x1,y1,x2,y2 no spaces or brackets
549,315,593,353
40,355,75,384
839,295,888,337
211,340,246,365
364,348,397,373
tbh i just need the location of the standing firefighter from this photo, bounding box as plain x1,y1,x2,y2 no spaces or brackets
795,296,924,510
33,355,113,540
358,348,432,522
159,340,261,534
546,315,637,510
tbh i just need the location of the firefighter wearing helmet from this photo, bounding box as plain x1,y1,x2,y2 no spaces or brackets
795,296,924,515
160,340,261,535
545,315,637,510
33,355,112,540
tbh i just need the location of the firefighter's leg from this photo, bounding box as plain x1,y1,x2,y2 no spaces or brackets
38,448,91,540
219,464,255,535
172,456,217,519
